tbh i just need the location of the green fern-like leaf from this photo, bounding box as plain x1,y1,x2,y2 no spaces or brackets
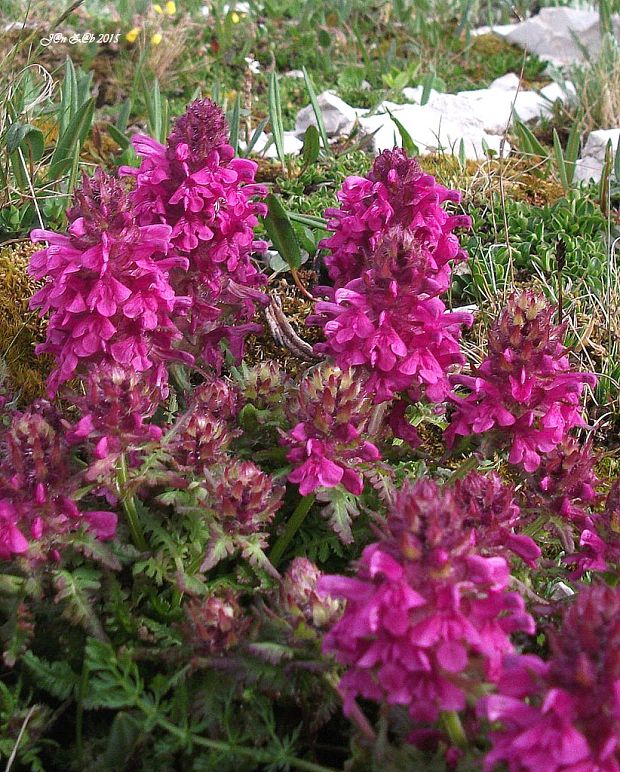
83,638,143,710
21,651,79,700
316,485,360,544
69,530,123,571
52,567,106,639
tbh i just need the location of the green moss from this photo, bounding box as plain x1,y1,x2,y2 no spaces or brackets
0,242,50,401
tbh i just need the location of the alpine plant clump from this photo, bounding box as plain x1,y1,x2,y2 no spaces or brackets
318,478,534,727
446,290,596,472
310,149,473,418
29,170,191,396
29,100,269,398
121,97,268,368
18,99,616,770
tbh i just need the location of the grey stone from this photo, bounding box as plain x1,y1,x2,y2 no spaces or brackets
574,128,620,182
477,7,620,65
295,91,358,137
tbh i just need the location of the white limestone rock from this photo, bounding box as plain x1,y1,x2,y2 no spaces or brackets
512,90,549,122
477,7,620,65
401,86,440,103
574,128,620,182
401,79,574,135
295,91,358,137
358,103,511,159
471,23,518,38
489,72,521,91
241,131,303,158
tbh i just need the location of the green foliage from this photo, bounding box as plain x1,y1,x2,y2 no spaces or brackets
0,52,97,238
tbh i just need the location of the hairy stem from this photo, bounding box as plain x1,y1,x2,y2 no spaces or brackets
116,454,148,552
155,715,338,772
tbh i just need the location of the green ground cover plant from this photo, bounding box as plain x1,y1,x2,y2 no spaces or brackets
1,1,620,771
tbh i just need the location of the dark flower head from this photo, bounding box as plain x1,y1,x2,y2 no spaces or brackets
368,148,425,215
388,479,472,567
167,98,229,169
455,471,540,566
66,169,134,248
183,589,250,656
204,459,283,534
171,411,232,472
239,360,291,410
191,376,239,422
283,364,380,497
482,584,620,770
548,584,620,698
0,405,116,546
280,557,341,628
67,364,162,485
488,291,563,370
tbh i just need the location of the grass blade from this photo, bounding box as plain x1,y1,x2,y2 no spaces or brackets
386,107,419,155
48,97,94,180
302,66,330,154
268,70,286,167
553,128,569,190
229,92,241,154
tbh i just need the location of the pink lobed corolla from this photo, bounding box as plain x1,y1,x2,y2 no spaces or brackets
0,501,29,560
311,152,473,406
446,291,596,472
320,148,470,288
319,479,534,724
121,98,269,368
29,170,191,396
282,363,380,496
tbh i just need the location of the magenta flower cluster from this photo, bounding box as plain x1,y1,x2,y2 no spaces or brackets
319,478,534,723
67,363,163,487
282,363,380,496
121,98,268,369
30,99,268,396
30,170,190,396
447,291,596,472
310,149,473,405
0,402,116,560
569,475,620,577
481,583,620,771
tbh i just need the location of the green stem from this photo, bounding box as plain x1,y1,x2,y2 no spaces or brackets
440,710,468,749
155,716,337,772
75,659,89,765
269,494,316,567
117,454,148,552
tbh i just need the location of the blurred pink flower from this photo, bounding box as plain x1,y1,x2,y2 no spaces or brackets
481,584,620,771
